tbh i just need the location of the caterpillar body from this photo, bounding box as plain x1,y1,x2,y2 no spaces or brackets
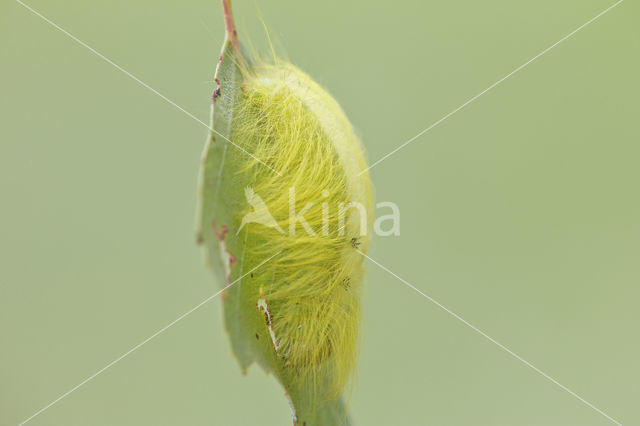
237,61,373,396
196,1,373,423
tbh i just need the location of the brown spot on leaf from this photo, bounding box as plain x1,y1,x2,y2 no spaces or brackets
350,237,361,249
212,221,236,281
212,76,222,105
212,221,228,241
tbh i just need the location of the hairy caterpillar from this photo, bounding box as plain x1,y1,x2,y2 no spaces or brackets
237,60,373,395
197,1,372,422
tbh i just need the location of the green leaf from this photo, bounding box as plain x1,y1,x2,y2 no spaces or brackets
195,2,352,425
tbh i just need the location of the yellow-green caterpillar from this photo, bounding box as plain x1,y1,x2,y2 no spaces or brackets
197,1,372,423
238,60,373,393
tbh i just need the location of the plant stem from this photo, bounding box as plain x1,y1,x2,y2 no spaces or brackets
221,0,240,56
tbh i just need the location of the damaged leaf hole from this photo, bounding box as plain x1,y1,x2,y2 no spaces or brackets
257,298,280,354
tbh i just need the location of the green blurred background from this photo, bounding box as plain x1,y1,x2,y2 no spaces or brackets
1,0,638,425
